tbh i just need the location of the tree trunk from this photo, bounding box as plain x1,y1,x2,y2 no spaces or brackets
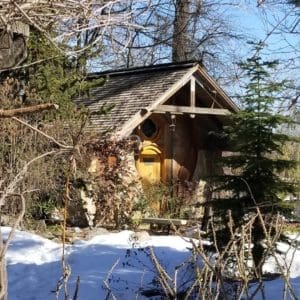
172,0,190,62
252,219,265,277
0,228,7,300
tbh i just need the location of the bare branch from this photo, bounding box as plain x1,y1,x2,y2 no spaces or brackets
11,116,73,150
0,150,59,206
0,193,26,259
103,258,120,300
0,103,58,118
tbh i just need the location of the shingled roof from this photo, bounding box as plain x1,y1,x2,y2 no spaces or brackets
74,62,198,135
74,61,238,137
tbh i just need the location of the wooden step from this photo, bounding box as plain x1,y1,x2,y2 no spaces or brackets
141,217,188,226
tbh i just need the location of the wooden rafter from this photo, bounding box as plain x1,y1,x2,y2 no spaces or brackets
193,76,222,109
152,105,231,116
117,66,199,138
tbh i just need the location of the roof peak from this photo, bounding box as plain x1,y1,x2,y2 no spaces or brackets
88,60,201,78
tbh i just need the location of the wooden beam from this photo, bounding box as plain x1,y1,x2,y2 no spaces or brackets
190,76,196,107
195,68,239,112
152,105,231,116
142,217,188,226
190,77,196,118
193,76,223,109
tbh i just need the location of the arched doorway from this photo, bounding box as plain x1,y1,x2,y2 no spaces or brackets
136,145,162,184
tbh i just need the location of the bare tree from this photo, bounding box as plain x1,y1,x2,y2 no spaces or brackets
0,76,88,299
96,0,245,81
0,116,72,300
0,0,150,70
252,0,299,108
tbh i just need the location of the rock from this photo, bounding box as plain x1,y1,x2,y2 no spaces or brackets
47,207,64,224
130,210,143,226
0,214,17,226
80,183,96,227
129,231,150,244
184,225,206,239
85,227,109,239
34,220,47,232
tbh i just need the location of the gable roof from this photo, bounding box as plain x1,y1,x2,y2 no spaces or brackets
74,61,238,138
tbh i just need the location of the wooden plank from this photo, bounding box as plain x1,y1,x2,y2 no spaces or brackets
190,77,196,118
142,217,188,226
190,76,196,108
152,105,231,116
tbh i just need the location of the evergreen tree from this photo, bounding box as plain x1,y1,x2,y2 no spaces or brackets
211,41,298,276
24,30,103,120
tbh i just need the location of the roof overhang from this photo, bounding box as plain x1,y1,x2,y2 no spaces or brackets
115,64,239,139
193,66,239,113
116,65,199,138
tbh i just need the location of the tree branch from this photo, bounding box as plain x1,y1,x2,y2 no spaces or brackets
0,103,58,118
12,117,72,150
0,150,59,207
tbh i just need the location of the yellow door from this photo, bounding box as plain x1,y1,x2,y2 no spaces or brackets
137,146,161,184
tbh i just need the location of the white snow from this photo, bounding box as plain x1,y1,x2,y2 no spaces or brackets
4,227,300,299
263,238,300,279
4,227,194,300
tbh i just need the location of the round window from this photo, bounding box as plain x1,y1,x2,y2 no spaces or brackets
141,119,157,138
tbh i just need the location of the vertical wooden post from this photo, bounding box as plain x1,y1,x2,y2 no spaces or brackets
190,77,196,118
170,114,176,197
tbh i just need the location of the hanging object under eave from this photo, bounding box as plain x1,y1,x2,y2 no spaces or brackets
0,21,29,69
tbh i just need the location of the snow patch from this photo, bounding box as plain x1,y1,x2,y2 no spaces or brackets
4,227,300,299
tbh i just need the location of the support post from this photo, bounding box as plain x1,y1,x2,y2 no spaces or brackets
190,77,196,118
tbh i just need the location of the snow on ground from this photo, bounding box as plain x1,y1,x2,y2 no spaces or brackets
4,227,194,300
3,227,300,300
